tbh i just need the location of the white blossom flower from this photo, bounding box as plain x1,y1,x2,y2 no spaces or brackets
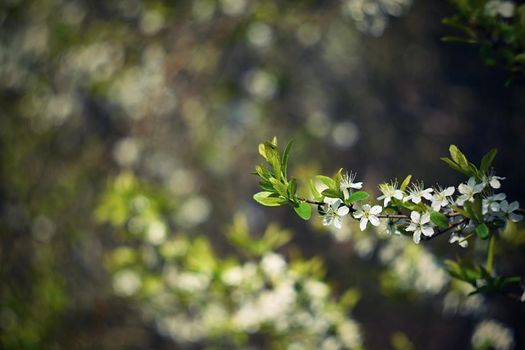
449,232,468,248
471,319,515,350
404,183,433,204
353,204,382,231
431,186,455,212
485,0,516,18
499,200,524,222
384,219,401,235
456,177,485,206
339,171,363,199
482,193,506,214
377,181,404,206
483,171,506,189
322,199,350,229
406,211,434,244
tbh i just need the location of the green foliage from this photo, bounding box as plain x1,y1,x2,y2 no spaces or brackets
443,0,525,80
430,211,450,229
227,215,292,256
445,259,521,296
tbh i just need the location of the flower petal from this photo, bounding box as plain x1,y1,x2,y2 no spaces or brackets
359,218,368,231
370,205,382,215
369,215,380,226
337,206,350,216
413,231,421,244
334,217,342,229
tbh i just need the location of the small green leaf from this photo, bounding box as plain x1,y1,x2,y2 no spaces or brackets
316,175,337,191
400,175,412,191
430,211,449,229
258,143,267,160
281,140,293,179
293,202,311,220
270,178,288,198
309,179,322,201
480,148,497,173
441,157,468,175
259,180,274,192
451,206,470,218
321,188,340,198
253,192,288,206
449,145,471,174
287,178,297,197
346,191,369,203
475,223,490,240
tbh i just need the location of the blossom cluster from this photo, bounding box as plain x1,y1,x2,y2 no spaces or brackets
319,171,522,245
254,139,523,249
109,238,362,350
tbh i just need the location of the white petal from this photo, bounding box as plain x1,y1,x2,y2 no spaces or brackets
444,186,455,196
422,226,434,237
473,183,485,193
510,213,524,222
431,201,441,212
420,213,431,224
359,218,368,231
369,215,380,226
370,205,382,215
323,216,333,226
350,182,363,189
353,210,364,219
413,231,421,244
458,183,468,195
394,190,404,199
509,201,520,211
467,177,476,187
410,211,420,222
334,217,342,229
490,178,501,189
459,240,468,248
337,206,350,216
421,191,434,200
456,196,466,206
384,197,391,207
406,223,416,232
494,193,506,201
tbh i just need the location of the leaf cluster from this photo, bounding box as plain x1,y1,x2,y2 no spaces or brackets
445,259,521,296
253,137,311,220
443,0,525,81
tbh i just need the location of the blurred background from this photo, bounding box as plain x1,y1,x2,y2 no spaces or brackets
1,0,525,349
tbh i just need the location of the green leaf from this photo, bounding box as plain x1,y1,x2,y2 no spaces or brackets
270,178,288,198
309,179,322,201
480,148,497,173
293,202,311,220
449,145,472,174
264,141,281,181
475,223,490,240
253,192,288,207
441,157,469,175
400,175,412,191
281,140,293,180
430,211,449,229
451,205,470,218
258,143,267,160
316,175,337,191
346,191,369,203
287,178,297,197
259,180,274,192
321,188,340,198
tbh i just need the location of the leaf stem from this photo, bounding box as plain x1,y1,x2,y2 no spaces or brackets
486,234,496,274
